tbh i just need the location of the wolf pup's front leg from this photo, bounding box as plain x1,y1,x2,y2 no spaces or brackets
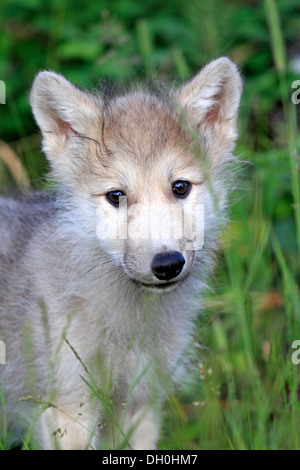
123,406,159,450
38,403,100,450
104,405,159,450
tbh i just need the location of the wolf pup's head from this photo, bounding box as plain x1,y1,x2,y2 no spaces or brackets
30,58,242,293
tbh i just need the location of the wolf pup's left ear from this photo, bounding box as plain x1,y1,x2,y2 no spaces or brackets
176,57,242,166
30,71,101,161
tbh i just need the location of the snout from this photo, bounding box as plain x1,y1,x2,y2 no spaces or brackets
151,251,185,281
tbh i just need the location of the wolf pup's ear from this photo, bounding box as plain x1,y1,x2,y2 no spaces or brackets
176,57,242,166
30,71,100,160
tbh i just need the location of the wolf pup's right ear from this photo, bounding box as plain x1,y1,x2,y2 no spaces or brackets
176,57,242,167
30,71,101,163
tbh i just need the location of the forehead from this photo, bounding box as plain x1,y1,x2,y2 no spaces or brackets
93,92,202,192
102,92,189,160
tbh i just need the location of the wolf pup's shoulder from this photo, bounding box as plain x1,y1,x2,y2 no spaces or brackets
0,193,60,256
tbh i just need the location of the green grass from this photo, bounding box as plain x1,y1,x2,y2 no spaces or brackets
1,0,300,451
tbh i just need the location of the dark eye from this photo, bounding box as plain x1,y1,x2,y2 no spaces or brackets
172,181,191,198
106,190,125,207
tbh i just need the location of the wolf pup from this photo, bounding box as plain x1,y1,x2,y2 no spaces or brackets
0,58,242,449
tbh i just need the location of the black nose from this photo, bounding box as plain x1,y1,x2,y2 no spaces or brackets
151,251,185,281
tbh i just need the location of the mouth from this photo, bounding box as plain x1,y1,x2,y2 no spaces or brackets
129,278,183,292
